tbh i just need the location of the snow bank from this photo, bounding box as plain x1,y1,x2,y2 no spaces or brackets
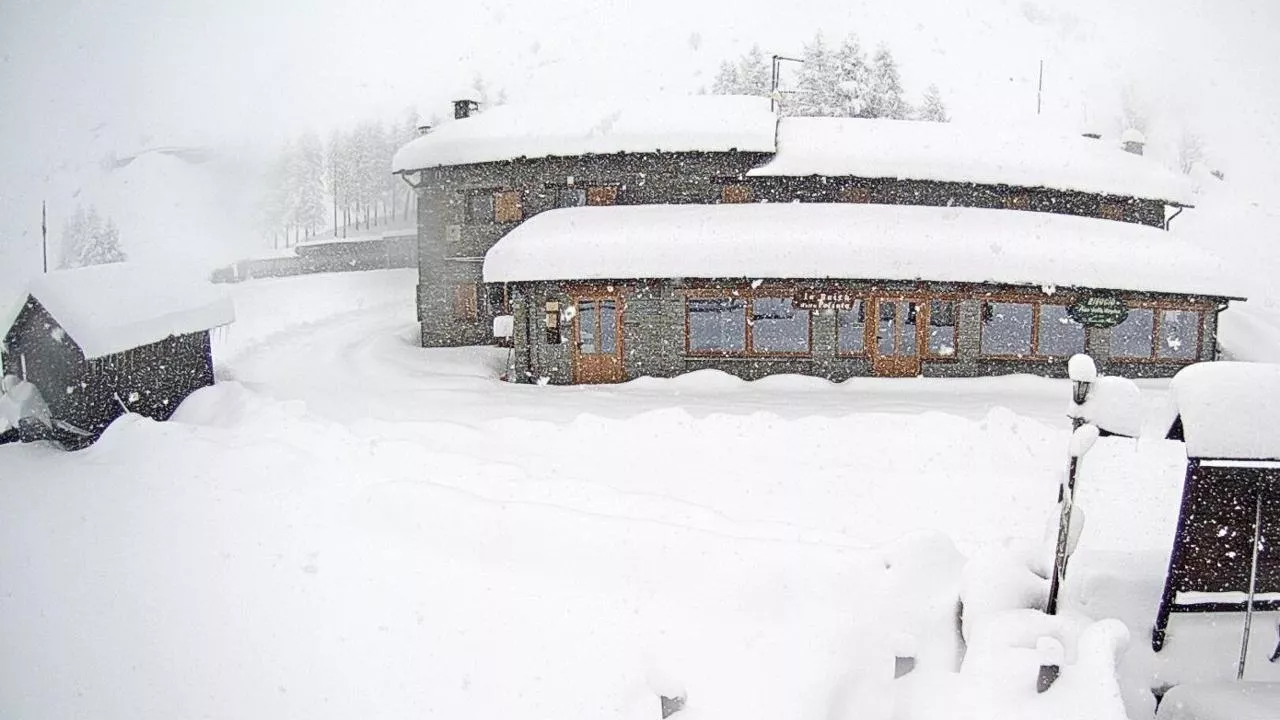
391,95,777,171
749,117,1194,205
1162,361,1280,459
1,262,234,360
483,204,1237,298
1157,681,1280,720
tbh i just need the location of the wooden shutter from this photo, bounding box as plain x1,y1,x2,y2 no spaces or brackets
453,283,479,321
1004,194,1031,210
586,186,618,206
1098,203,1125,221
721,184,753,204
840,187,871,203
494,190,523,223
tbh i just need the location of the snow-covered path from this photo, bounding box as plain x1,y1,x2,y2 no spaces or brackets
2,270,1276,720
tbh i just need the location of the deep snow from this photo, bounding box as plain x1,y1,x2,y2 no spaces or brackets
1,269,1277,720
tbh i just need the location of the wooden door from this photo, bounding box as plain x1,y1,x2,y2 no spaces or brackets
870,297,923,377
572,295,625,384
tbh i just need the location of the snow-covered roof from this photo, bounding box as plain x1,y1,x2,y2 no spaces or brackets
748,118,1194,205
482,203,1237,298
1162,362,1280,459
391,95,778,171
0,262,235,360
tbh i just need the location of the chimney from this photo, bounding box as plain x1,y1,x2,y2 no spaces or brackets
1120,128,1146,156
454,99,480,120
1081,132,1102,140
416,122,433,136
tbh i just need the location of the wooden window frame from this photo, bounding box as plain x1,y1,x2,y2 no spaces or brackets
923,298,960,359
979,296,1087,361
1110,303,1206,362
835,300,870,357
684,289,813,358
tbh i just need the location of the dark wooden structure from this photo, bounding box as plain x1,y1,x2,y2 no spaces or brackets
1152,363,1280,652
2,297,217,449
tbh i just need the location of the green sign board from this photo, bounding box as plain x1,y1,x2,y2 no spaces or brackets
1068,296,1129,328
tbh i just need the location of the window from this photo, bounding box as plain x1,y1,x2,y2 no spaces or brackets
837,301,866,354
586,186,618,206
927,300,957,356
453,283,479,321
556,187,587,208
1004,194,1031,211
494,190,522,223
688,297,746,353
1098,203,1125,221
840,187,871,203
1157,309,1200,359
1111,308,1155,358
751,298,810,353
1037,304,1086,357
981,302,1034,356
465,192,494,223
486,283,508,315
721,184,753,204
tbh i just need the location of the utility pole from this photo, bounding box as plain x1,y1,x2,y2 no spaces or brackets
1037,60,1044,116
332,155,339,238
770,54,804,114
41,201,48,273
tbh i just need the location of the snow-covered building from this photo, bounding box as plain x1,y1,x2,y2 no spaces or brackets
0,263,235,447
392,95,1236,384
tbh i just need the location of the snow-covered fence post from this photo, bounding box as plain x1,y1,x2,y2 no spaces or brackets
1046,354,1098,616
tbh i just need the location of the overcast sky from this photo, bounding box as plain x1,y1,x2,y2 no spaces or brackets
2,0,1278,288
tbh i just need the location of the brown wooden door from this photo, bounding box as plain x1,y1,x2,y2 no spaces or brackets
870,297,923,377
572,295,625,384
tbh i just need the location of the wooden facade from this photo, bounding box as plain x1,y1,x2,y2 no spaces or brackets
1,297,216,449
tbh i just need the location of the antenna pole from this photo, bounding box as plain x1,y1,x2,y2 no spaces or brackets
1037,60,1044,115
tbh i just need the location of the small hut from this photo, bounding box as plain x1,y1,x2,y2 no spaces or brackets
0,262,235,448
1153,362,1280,655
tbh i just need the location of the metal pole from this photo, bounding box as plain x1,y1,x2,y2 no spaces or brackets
1238,491,1264,680
1037,60,1044,115
41,201,48,273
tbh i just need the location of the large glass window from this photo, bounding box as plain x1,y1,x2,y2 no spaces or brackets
688,298,746,353
927,300,956,356
577,300,598,353
837,302,866,354
1038,304,1086,357
751,298,810,353
981,302,1034,356
1112,308,1155,358
599,300,618,354
1157,309,1200,359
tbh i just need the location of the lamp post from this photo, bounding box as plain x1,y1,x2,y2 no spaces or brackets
770,54,804,114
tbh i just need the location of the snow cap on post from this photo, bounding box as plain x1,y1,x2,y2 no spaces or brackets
1069,424,1101,458
1068,354,1098,383
1070,376,1142,438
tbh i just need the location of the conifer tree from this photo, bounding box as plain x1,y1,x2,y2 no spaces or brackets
868,44,910,120
833,35,872,118
917,84,949,122
736,45,772,97
790,32,840,116
711,60,742,95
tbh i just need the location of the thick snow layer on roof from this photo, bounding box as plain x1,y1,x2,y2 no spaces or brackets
1,262,235,360
748,118,1195,205
1163,361,1280,459
482,204,1236,297
391,95,777,171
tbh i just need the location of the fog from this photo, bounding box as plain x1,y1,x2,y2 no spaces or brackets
2,0,1278,292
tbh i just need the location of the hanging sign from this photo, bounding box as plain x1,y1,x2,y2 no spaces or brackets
1068,296,1128,328
793,289,858,311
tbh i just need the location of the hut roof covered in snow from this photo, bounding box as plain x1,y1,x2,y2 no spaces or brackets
391,95,778,171
482,203,1236,298
0,262,235,360
1161,362,1280,459
748,118,1195,205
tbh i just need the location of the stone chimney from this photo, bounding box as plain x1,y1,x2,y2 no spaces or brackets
454,99,480,120
1120,128,1146,156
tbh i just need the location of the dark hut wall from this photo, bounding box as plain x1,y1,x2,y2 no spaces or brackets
411,151,1173,348
508,279,1220,384
3,297,216,437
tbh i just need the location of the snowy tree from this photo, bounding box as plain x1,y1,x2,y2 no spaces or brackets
1176,127,1204,175
292,132,328,239
917,84,949,122
789,32,841,116
711,60,742,95
832,35,872,117
736,45,772,97
867,45,910,120
59,205,126,268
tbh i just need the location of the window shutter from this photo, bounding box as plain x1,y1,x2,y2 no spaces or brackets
586,186,619,206
840,187,871,203
453,283,479,321
721,184,753,204
494,191,523,223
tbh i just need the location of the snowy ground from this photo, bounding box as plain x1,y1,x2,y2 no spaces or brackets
2,269,1277,720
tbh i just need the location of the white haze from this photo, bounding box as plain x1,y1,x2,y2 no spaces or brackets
1,0,1278,293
